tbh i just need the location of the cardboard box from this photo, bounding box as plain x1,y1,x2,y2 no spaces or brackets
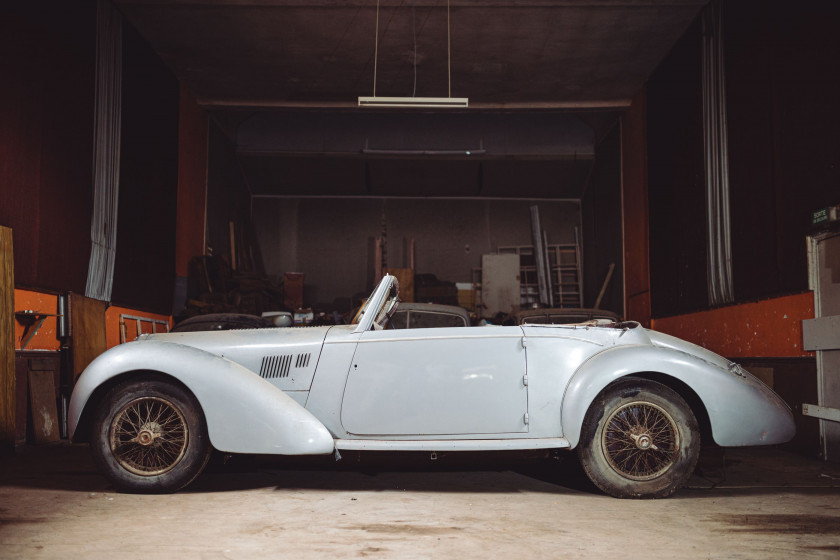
293,308,314,325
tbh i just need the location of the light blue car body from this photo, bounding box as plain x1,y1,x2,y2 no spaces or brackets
69,274,795,455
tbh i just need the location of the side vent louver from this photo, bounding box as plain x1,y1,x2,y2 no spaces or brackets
259,355,292,379
295,353,311,368
259,353,312,379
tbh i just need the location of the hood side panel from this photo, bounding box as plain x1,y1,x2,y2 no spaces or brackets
146,326,332,392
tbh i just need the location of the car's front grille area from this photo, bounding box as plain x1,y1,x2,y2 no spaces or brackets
259,352,312,379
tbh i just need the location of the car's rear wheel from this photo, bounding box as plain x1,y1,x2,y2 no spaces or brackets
577,377,699,498
90,378,212,493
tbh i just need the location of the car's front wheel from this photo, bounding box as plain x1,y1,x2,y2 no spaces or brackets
577,377,700,498
90,378,212,493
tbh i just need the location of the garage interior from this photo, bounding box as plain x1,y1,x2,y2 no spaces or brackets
1,0,839,556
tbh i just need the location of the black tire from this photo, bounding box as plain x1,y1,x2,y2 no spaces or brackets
577,377,700,499
90,378,212,493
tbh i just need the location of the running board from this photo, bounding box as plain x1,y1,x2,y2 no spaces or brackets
335,438,570,452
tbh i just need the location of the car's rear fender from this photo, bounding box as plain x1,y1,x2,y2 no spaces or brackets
69,341,335,455
561,345,795,448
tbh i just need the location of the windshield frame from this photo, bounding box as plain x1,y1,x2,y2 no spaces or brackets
351,274,400,333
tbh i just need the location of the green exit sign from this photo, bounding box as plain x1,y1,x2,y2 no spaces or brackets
812,206,838,225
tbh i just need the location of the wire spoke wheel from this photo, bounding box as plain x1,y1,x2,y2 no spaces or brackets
109,396,189,477
578,377,699,498
601,401,678,480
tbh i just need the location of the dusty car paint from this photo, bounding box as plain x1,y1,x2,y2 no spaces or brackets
69,339,335,455
69,274,795,496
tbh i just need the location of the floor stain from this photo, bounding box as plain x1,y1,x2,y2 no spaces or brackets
714,514,840,535
0,517,49,527
347,523,464,535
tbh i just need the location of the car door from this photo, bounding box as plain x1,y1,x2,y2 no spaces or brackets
340,326,528,436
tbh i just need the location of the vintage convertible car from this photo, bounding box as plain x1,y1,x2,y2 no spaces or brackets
69,274,795,498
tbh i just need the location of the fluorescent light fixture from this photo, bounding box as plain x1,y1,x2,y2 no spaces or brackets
358,96,469,109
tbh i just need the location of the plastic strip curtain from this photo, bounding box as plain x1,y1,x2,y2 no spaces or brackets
85,0,122,302
702,0,734,306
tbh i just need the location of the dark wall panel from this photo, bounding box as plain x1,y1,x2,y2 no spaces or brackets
253,197,581,306
647,18,707,317
0,2,95,293
726,0,840,301
648,0,839,318
110,22,180,314
206,122,251,266
581,124,623,316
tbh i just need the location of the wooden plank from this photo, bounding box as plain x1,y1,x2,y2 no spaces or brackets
27,369,59,443
14,355,28,445
0,226,14,452
69,293,107,382
384,268,414,303
28,358,56,371
283,272,305,310
14,353,60,446
803,403,840,424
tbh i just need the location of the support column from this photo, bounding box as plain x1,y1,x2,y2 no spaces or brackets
173,84,209,315
621,87,651,327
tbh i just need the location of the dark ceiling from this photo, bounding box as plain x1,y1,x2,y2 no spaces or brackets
116,0,706,109
115,0,708,198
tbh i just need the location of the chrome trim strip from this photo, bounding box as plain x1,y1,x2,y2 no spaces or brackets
327,334,524,344
327,333,602,346
334,438,571,452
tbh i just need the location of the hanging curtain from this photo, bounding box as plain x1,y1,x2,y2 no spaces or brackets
85,0,123,302
702,0,734,306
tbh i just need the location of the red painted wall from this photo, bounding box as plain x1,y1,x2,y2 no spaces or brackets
13,288,172,352
651,292,815,358
12,290,60,352
175,85,209,278
621,88,651,327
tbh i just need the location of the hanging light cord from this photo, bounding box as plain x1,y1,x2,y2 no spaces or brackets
412,1,417,97
373,0,380,97
447,0,451,98
371,0,453,99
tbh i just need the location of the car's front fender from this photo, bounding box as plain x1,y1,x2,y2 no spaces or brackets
69,341,335,455
561,345,795,448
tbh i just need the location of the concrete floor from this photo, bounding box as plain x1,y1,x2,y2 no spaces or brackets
1,444,839,559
